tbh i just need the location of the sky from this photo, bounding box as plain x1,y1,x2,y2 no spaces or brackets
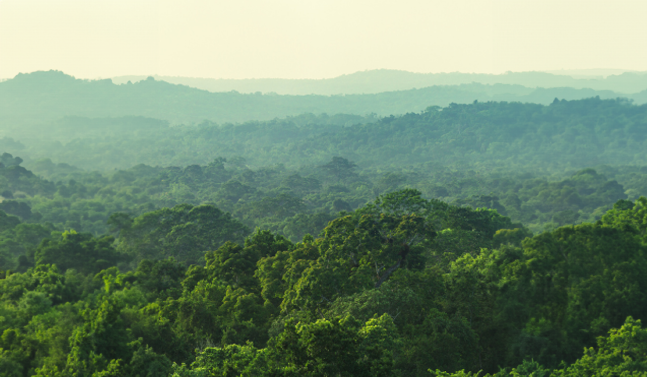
0,0,646,80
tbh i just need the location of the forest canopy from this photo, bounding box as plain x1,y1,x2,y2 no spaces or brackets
3,73,647,376
3,189,647,376
1,97,646,173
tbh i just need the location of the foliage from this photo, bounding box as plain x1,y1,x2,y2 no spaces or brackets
3,93,647,376
111,204,249,266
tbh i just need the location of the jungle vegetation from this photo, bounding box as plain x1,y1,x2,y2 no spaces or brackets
2,75,647,376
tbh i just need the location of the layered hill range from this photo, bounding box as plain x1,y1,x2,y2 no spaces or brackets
112,69,647,95
3,69,647,173
3,70,647,129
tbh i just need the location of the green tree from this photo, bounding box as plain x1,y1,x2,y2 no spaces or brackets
113,204,249,265
35,231,124,275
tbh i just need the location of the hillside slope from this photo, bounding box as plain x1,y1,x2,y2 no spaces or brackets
0,70,634,128
1,97,646,173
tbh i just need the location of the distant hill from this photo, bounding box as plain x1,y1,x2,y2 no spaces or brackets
4,97,647,173
545,68,640,78
112,69,647,95
0,71,639,133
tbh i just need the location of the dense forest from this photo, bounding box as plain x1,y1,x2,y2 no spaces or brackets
3,186,647,376
3,96,647,172
3,71,647,376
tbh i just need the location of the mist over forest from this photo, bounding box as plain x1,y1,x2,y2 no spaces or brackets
4,68,647,377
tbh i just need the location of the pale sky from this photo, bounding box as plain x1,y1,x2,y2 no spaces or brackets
0,0,646,79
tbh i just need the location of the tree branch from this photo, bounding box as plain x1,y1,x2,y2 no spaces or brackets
374,258,402,288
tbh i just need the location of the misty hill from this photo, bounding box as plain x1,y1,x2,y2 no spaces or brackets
0,71,640,130
3,97,647,173
112,69,647,95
